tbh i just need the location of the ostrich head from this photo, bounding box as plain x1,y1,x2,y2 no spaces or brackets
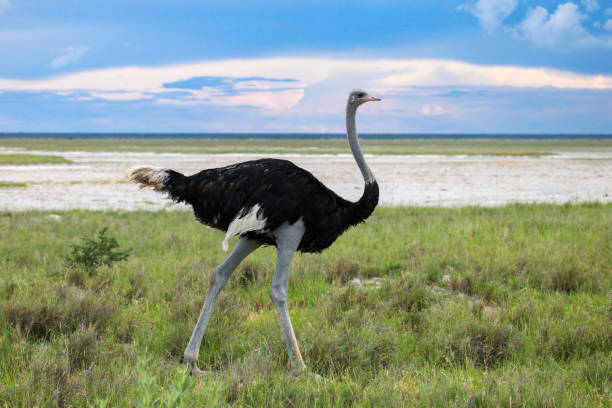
348,89,381,107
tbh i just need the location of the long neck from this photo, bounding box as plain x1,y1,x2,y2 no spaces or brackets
346,103,375,185
342,102,379,228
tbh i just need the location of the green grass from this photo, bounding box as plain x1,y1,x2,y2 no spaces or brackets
0,182,27,188
0,204,610,407
0,153,72,165
2,137,612,156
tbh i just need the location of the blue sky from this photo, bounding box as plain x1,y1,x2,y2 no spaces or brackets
1,0,611,133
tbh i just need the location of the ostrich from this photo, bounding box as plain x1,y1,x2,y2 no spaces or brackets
129,89,380,374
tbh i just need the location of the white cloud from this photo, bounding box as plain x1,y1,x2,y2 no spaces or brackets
89,91,154,101
374,59,612,89
50,46,90,69
581,0,599,12
420,105,446,116
604,19,612,31
0,0,11,15
465,0,518,32
463,1,612,49
516,2,606,48
1,58,611,112
157,88,304,110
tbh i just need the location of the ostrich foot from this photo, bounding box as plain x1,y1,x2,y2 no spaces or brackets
290,369,328,383
183,352,212,377
189,365,213,377
184,360,212,377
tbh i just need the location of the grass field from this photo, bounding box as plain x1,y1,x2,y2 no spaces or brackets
1,204,611,407
2,137,612,156
0,182,27,188
0,154,73,165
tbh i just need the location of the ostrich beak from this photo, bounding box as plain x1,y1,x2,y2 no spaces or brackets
362,96,381,102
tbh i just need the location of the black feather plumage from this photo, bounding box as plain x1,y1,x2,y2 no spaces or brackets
160,158,378,253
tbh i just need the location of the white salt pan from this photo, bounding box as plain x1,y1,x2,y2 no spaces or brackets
0,148,610,210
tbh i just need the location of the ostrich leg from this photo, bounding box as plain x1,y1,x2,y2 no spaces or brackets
183,238,260,375
270,220,307,371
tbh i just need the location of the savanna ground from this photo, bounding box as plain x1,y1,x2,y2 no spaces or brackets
1,204,610,407
1,138,611,211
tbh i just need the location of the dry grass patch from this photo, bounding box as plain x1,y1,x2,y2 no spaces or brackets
2,285,117,340
327,257,361,284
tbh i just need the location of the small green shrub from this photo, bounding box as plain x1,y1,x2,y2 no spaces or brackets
132,358,161,408
65,227,131,275
131,358,197,408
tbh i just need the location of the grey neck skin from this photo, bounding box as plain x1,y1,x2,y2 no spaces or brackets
346,103,375,185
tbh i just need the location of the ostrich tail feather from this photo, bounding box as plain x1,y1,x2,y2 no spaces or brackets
128,166,170,192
